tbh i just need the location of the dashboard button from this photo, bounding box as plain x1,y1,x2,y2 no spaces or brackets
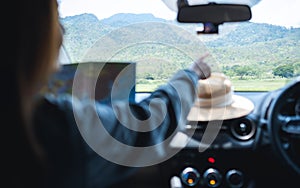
226,169,244,188
203,168,222,187
180,167,200,187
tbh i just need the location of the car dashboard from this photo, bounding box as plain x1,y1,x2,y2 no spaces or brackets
111,82,300,188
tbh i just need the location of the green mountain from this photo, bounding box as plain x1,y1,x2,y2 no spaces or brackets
61,14,111,62
60,13,300,80
207,22,299,47
100,13,167,28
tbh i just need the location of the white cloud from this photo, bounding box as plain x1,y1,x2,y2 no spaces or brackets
59,0,176,20
251,0,300,28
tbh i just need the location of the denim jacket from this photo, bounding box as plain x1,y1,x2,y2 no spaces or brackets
33,69,198,188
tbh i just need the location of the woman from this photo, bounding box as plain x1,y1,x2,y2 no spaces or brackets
4,0,211,187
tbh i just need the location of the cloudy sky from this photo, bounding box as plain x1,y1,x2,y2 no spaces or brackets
59,0,300,28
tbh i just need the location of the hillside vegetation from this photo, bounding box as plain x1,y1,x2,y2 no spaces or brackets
60,13,300,91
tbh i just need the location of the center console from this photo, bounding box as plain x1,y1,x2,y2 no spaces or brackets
161,116,258,188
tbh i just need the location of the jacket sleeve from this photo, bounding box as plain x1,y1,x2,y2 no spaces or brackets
34,69,198,187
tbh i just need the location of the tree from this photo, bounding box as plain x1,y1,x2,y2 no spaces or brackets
293,62,300,77
233,65,259,80
273,64,294,78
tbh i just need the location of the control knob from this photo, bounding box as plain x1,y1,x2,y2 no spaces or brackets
180,167,200,187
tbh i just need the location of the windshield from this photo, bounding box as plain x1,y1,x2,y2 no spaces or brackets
58,0,300,92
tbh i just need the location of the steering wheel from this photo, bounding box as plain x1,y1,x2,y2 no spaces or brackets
268,78,300,175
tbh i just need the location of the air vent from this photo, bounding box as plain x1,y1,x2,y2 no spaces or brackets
230,117,256,141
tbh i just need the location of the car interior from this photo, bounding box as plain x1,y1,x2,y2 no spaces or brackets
47,0,300,187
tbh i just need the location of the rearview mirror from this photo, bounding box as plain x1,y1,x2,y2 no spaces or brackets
177,2,252,34
177,2,252,23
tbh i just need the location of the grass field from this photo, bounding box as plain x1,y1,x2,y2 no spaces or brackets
231,79,290,91
136,78,291,92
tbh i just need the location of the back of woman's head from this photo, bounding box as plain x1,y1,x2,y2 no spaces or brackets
16,0,60,85
3,0,61,187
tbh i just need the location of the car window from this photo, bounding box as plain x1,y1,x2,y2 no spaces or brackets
58,0,300,92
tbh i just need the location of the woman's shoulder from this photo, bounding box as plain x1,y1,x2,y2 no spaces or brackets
33,93,73,130
36,93,73,109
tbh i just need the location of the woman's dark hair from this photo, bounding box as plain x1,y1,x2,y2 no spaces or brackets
3,0,58,187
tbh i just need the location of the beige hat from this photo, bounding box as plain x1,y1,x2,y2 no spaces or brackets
187,72,254,121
